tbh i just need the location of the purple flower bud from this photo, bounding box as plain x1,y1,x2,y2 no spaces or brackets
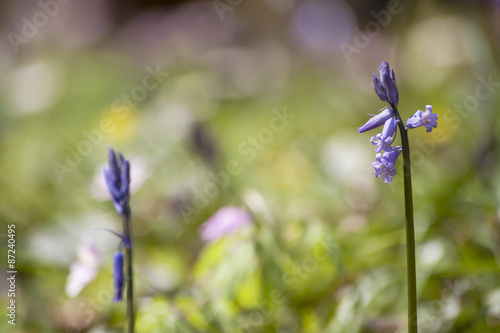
373,61,399,105
378,61,389,80
103,168,122,203
382,70,399,105
381,118,397,139
358,107,394,133
112,251,124,302
372,74,388,102
406,105,437,132
103,148,131,216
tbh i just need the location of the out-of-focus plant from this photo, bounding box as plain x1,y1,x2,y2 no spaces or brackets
102,147,134,332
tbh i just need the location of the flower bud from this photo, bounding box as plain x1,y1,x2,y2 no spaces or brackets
112,251,124,302
358,107,394,133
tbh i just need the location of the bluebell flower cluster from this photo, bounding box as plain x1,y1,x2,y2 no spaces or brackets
103,148,130,216
358,61,438,183
103,147,132,302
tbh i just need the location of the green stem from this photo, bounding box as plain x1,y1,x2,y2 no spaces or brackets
393,105,418,332
123,204,135,333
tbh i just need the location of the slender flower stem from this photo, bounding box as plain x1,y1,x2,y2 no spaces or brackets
392,105,418,332
122,204,135,333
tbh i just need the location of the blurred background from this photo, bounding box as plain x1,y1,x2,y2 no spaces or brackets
1,0,500,332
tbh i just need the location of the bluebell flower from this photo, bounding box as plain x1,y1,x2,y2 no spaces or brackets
112,251,124,302
372,61,399,105
103,148,130,216
358,107,394,133
372,147,402,183
370,118,397,153
406,105,437,132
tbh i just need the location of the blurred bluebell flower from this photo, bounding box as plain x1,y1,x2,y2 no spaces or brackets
370,118,397,153
199,206,253,242
358,107,394,133
102,148,133,303
103,148,130,216
372,147,402,183
372,61,399,105
406,105,438,132
112,251,124,302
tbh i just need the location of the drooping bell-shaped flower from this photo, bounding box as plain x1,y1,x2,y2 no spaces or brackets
406,105,438,132
372,147,402,183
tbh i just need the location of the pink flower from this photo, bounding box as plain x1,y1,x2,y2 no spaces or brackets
65,239,100,298
199,206,253,242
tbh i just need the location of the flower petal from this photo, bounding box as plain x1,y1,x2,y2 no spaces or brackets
358,108,394,133
120,159,130,201
107,148,120,185
382,71,399,105
381,118,397,139
372,74,388,102
103,168,122,202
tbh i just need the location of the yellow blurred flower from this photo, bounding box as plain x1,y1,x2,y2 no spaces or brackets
100,106,138,143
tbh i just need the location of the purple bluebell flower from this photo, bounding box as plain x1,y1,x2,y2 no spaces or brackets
382,147,402,164
112,251,124,302
406,105,438,132
372,147,402,183
199,206,253,242
372,61,399,105
103,148,131,216
358,107,394,133
370,118,397,153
